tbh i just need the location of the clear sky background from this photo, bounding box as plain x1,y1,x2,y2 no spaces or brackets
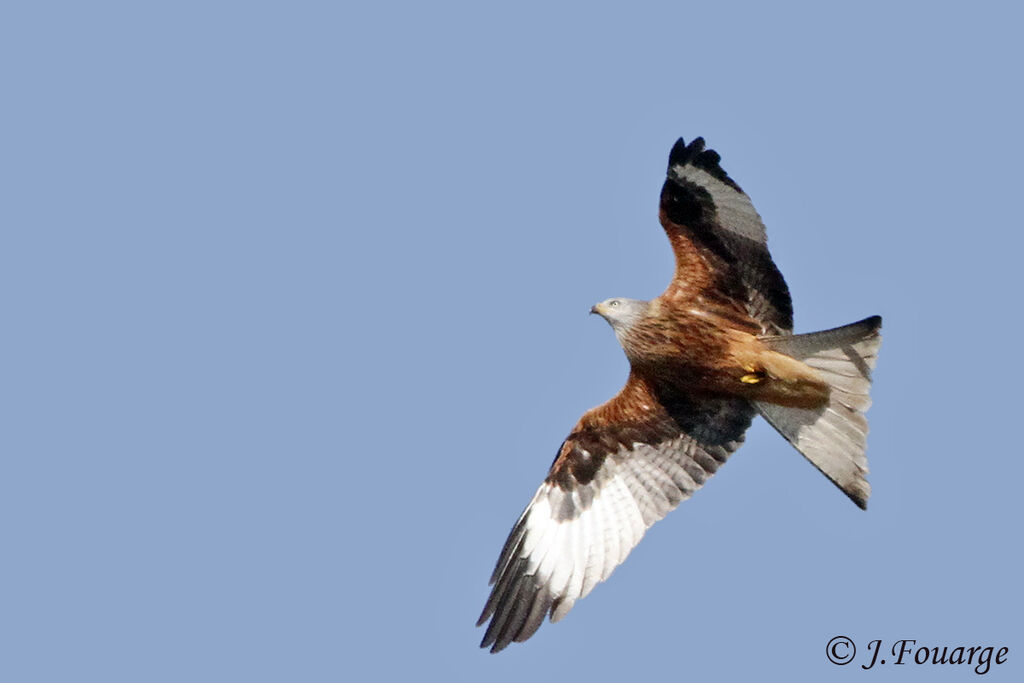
3,2,1022,681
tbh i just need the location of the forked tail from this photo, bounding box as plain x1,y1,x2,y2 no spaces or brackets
755,316,882,509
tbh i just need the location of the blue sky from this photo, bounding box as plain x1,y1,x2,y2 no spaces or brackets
3,2,1022,681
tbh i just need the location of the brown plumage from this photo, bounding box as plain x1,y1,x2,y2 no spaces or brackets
477,137,882,653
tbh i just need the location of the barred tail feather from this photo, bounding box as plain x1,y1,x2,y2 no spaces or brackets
755,316,882,509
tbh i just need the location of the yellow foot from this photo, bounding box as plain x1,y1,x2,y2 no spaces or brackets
740,365,767,384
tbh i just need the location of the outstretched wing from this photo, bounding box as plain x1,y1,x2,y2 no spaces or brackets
477,374,755,652
658,137,793,334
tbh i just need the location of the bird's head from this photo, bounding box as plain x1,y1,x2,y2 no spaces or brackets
590,298,649,334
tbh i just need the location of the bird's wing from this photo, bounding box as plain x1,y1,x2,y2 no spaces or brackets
477,373,755,652
658,137,793,334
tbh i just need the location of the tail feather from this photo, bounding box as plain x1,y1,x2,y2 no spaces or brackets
755,316,882,509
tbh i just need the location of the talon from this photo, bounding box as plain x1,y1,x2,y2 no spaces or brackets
740,366,767,384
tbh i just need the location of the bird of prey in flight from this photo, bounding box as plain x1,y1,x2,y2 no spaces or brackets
477,137,882,653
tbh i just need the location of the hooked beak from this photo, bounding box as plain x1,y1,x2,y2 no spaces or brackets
590,303,602,316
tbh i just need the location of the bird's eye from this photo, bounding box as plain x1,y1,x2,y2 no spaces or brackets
609,300,619,307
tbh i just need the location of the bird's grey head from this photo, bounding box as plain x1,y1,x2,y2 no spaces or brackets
590,298,650,340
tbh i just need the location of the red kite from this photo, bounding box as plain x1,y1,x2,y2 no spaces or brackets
477,137,882,652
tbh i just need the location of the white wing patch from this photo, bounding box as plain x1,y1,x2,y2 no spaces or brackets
477,430,746,652
519,474,663,622
671,164,768,245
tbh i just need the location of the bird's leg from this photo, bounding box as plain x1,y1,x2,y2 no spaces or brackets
727,345,830,409
740,365,767,384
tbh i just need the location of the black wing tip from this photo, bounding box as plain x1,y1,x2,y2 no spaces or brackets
667,136,703,168
480,630,506,653
666,136,741,192
477,554,537,653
